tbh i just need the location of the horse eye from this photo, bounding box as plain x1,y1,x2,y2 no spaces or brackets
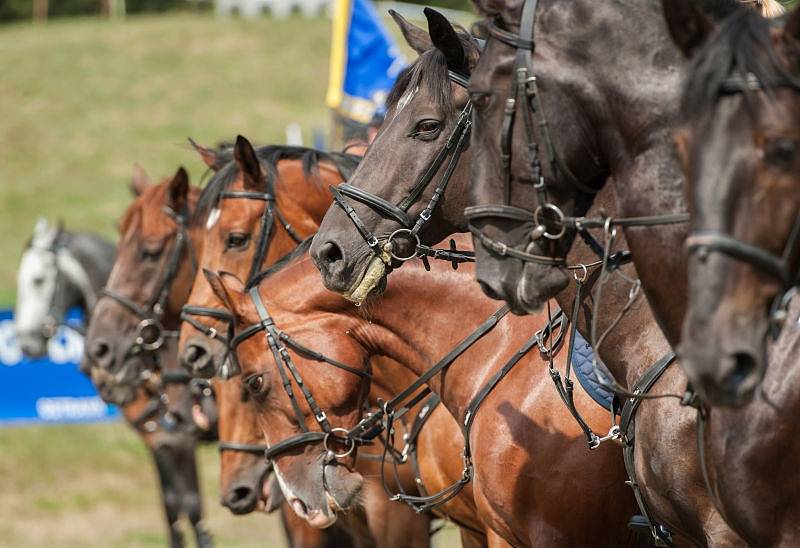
765,138,798,170
246,374,266,396
226,232,250,250
412,120,441,140
33,276,45,287
141,248,162,261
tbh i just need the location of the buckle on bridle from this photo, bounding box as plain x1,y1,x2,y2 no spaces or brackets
135,318,165,351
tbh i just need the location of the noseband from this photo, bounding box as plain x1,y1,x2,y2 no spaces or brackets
330,70,475,269
464,0,686,270
100,206,195,355
180,183,303,378
685,71,800,335
230,285,372,464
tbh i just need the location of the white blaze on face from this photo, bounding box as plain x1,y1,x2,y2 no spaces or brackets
392,86,419,120
206,207,221,231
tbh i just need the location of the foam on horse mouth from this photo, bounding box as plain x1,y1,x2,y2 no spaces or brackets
346,255,387,306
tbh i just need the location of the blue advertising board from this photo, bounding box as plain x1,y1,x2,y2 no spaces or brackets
0,309,119,425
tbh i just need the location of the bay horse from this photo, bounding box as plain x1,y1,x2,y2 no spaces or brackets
208,240,641,548
180,136,359,378
15,218,115,357
79,165,214,547
311,10,741,546
178,137,443,546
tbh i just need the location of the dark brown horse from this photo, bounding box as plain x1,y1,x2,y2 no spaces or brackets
209,241,640,547
667,2,800,401
310,10,740,546
461,0,800,543
80,166,213,547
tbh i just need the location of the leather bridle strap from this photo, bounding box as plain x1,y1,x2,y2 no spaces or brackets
230,285,371,462
218,441,271,455
686,232,789,282
180,306,234,344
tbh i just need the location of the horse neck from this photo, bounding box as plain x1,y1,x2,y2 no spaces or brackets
534,0,691,342
347,259,523,423
65,233,116,309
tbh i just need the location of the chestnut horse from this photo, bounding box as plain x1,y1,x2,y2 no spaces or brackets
311,10,740,546
179,137,441,546
80,166,213,547
208,239,641,547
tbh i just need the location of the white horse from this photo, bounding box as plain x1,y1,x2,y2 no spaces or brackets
15,218,115,357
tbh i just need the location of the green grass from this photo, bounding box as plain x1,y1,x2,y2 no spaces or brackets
0,13,334,306
0,422,462,546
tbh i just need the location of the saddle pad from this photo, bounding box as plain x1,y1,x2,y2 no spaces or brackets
571,331,615,412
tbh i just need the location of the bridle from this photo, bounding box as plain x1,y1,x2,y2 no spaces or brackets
100,205,196,356
464,0,687,270
180,182,303,378
685,71,800,336
330,69,476,270
230,285,372,465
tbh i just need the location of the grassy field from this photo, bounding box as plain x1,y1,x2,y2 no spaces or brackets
0,13,334,306
0,421,462,547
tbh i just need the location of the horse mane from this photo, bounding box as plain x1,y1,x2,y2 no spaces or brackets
245,237,314,290
386,26,479,113
194,146,361,224
680,8,800,122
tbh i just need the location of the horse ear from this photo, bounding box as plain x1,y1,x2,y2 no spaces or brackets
425,8,469,74
189,137,228,172
168,166,190,213
131,163,152,196
233,135,264,191
204,269,247,319
34,217,49,237
661,0,714,58
389,9,432,54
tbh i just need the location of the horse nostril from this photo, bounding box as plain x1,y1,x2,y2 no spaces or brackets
319,241,344,265
90,340,113,368
182,342,214,378
223,484,257,514
724,352,757,391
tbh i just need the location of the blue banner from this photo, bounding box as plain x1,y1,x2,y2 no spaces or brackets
326,0,407,124
0,309,119,425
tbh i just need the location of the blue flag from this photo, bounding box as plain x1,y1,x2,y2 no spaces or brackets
327,0,407,124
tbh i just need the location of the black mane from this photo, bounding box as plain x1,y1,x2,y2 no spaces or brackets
245,237,314,290
681,8,800,121
194,146,360,223
386,27,478,112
